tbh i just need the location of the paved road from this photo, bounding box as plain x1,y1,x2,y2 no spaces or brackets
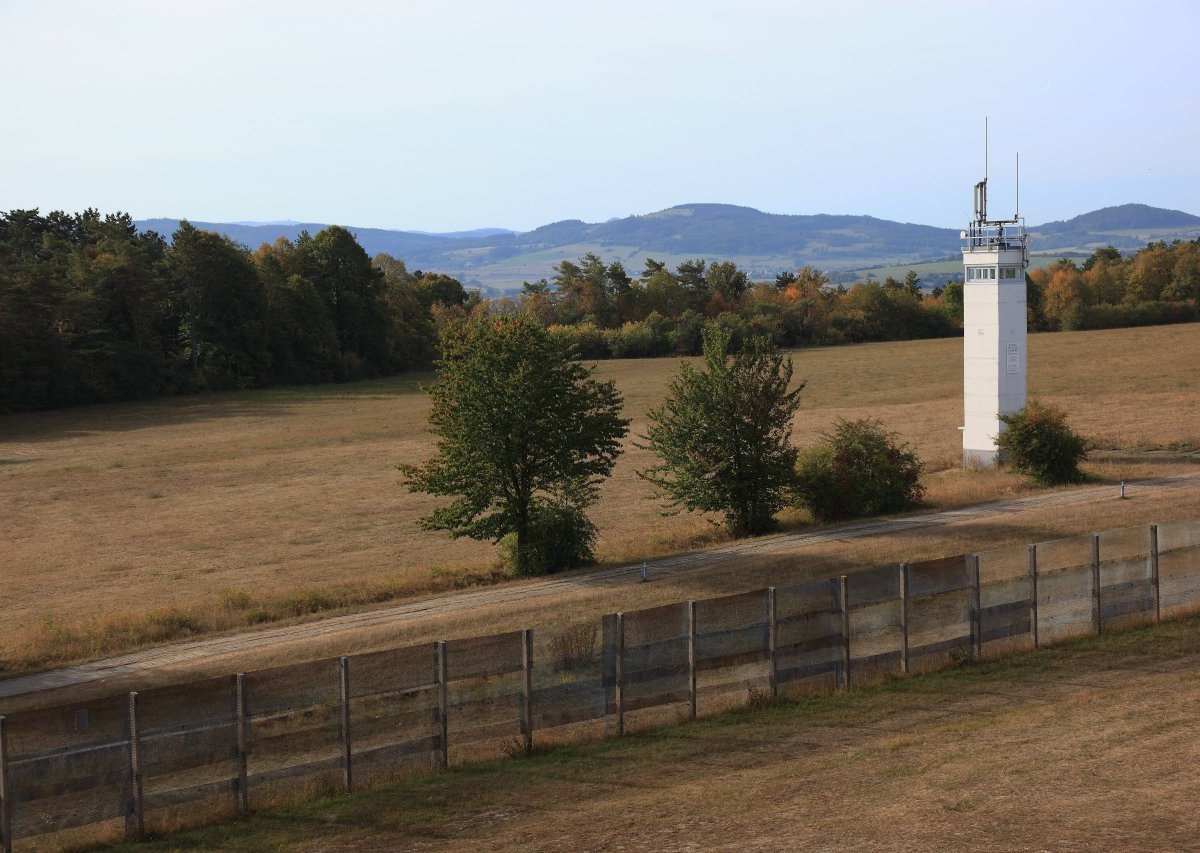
3,472,1198,700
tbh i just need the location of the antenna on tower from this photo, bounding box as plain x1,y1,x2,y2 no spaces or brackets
1015,152,1020,220
972,118,990,225
985,116,989,183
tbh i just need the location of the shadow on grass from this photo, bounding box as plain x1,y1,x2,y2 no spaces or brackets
0,372,434,442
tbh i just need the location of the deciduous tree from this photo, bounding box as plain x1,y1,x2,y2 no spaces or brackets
401,315,629,575
1042,264,1092,331
638,321,804,536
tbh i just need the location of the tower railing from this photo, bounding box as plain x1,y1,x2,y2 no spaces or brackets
963,221,1026,252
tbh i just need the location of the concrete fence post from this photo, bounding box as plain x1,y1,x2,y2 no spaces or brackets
235,673,249,814
521,629,534,755
126,691,144,841
970,556,982,660
839,575,851,690
1028,544,1039,648
615,612,626,736
436,641,449,770
1150,524,1161,623
899,564,910,675
767,587,778,698
687,601,697,721
339,656,352,793
1,715,11,853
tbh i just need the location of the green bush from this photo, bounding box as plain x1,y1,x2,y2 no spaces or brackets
547,322,609,360
607,319,668,359
498,500,597,576
794,418,925,521
996,400,1087,485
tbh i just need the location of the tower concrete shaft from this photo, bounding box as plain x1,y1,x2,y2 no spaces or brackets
962,205,1028,467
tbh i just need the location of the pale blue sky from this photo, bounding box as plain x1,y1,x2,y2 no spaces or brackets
2,0,1197,232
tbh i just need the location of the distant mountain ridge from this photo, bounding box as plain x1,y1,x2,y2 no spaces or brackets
1030,203,1200,253
135,218,457,260
516,204,956,257
1038,203,1200,233
135,201,1200,290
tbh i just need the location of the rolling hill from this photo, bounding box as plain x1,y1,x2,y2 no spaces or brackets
1028,203,1200,253
135,202,1200,291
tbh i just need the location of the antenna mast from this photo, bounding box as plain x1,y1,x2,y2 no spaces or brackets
972,117,989,225
1015,152,1020,220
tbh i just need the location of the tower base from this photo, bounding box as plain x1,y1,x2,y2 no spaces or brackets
963,447,1000,469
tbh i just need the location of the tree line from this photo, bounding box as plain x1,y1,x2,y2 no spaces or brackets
1028,240,1200,332
514,240,1200,359
0,209,470,411
509,255,962,359
4,209,1198,413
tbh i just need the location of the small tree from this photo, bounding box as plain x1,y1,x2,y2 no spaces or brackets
996,400,1087,485
638,321,805,536
794,418,925,521
401,315,629,575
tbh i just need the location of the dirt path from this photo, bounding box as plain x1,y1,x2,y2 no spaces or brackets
3,472,1198,701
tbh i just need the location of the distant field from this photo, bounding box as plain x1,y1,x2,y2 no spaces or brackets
2,324,1200,674
848,252,1081,285
460,242,1116,291
1101,225,1200,240
459,244,826,290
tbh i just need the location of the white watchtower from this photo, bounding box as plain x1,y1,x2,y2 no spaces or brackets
962,163,1028,467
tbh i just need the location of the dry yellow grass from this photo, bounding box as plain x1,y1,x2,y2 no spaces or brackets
2,324,1199,676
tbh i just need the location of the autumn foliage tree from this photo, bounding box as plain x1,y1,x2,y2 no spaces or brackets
1040,262,1092,331
996,400,1087,485
793,418,925,521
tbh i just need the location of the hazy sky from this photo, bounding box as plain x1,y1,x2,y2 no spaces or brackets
3,0,1197,232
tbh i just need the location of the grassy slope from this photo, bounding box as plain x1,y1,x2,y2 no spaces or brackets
107,616,1200,852
454,245,825,289
447,234,1200,290
2,324,1200,677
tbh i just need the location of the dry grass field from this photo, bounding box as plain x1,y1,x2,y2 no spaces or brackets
111,617,1200,852
3,323,1200,675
